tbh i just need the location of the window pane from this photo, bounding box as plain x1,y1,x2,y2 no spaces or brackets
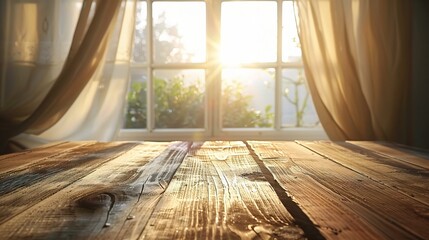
221,2,277,64
281,69,319,127
282,1,302,62
133,1,147,63
153,70,205,128
153,2,206,63
125,69,148,128
222,68,275,128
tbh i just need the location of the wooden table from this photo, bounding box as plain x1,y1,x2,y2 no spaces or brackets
0,141,428,239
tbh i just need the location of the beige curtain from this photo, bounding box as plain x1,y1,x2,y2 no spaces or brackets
0,0,137,151
296,0,412,143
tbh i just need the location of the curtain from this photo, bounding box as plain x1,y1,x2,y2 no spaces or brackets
296,0,412,143
0,0,137,151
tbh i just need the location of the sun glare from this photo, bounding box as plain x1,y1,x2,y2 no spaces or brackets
151,1,300,65
220,2,277,65
153,2,206,63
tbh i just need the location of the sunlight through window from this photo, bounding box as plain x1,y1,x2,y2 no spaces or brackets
123,0,324,141
153,2,206,63
221,2,277,64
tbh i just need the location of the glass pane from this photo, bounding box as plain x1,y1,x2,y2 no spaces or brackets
282,1,302,62
124,69,148,128
153,2,206,63
221,2,277,64
281,69,319,127
222,68,275,128
133,1,147,63
153,70,205,128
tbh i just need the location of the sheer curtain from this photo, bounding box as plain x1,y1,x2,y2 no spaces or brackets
0,0,137,151
296,0,412,143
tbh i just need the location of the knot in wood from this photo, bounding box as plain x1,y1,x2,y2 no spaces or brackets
77,193,113,210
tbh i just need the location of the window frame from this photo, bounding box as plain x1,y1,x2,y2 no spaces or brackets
118,0,327,141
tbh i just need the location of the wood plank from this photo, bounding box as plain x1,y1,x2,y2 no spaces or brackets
139,141,305,239
300,141,429,205
349,141,429,170
249,141,387,239
0,141,67,161
113,141,190,239
0,141,189,239
290,141,429,239
0,141,95,173
187,140,249,159
0,142,135,224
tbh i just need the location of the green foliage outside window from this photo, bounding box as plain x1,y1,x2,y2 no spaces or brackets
125,77,274,129
283,70,310,127
125,77,203,129
154,76,204,128
222,81,273,128
125,80,147,129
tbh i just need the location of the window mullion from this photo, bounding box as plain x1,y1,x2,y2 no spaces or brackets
147,0,154,132
275,0,283,131
206,0,221,138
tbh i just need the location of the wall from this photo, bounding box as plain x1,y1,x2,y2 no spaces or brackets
412,0,429,149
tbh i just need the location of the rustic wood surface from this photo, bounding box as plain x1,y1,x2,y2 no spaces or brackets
0,140,428,240
140,141,304,239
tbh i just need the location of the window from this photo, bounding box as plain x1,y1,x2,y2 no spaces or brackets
120,0,326,141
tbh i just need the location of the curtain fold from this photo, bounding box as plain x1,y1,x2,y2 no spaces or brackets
0,0,137,151
296,0,412,143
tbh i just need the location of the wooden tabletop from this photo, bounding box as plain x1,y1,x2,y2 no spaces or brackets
0,141,428,239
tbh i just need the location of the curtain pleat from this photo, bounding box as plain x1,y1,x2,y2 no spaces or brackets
296,0,412,143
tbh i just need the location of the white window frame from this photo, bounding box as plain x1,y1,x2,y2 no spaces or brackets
118,0,327,141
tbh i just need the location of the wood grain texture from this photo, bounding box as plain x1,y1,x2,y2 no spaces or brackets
0,140,427,240
0,141,93,173
295,141,429,239
0,141,189,240
139,141,304,240
305,141,429,205
348,141,429,170
0,142,135,225
248,141,385,239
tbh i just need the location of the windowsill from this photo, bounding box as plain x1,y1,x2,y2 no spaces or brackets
116,127,328,142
